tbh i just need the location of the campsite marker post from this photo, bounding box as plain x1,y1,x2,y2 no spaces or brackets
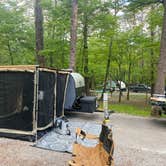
103,93,109,123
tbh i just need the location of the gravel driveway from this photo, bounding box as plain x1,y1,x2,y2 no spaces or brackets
110,113,166,166
0,112,166,166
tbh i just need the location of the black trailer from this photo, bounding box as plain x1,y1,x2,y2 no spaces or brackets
0,65,56,141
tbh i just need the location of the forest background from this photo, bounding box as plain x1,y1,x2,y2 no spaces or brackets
0,0,165,96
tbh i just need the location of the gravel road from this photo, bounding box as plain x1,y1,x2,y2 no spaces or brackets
110,113,166,166
0,112,166,166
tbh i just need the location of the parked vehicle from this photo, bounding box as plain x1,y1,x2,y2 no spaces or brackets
106,81,116,92
150,94,166,115
117,80,126,91
128,84,151,93
106,80,126,92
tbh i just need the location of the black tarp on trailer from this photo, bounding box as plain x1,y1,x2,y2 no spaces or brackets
0,66,56,141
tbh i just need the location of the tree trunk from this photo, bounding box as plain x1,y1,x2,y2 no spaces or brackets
69,0,78,71
127,61,131,100
54,0,57,6
61,35,65,68
35,0,45,67
49,25,56,67
117,63,123,103
7,40,14,65
90,71,95,90
150,29,155,96
83,12,89,95
100,39,112,100
118,80,122,103
127,45,132,101
154,1,166,94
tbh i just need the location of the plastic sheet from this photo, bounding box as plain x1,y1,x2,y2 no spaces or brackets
35,119,101,153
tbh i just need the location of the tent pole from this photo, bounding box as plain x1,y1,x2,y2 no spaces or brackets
35,67,39,142
32,66,39,142
53,71,57,124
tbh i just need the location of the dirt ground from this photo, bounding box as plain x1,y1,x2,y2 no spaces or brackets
0,112,166,166
0,138,71,166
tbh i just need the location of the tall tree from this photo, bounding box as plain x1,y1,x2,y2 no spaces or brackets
149,6,156,96
155,0,166,94
35,0,45,66
147,5,162,95
39,0,71,68
69,0,78,71
83,11,89,95
101,0,123,100
80,0,114,95
101,39,112,100
128,0,166,94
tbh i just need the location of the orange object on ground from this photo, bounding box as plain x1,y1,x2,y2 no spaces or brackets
69,124,114,166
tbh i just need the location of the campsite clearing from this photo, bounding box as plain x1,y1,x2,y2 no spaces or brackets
0,112,166,166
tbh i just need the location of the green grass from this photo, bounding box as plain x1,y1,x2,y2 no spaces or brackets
97,92,166,118
109,103,151,117
162,114,166,118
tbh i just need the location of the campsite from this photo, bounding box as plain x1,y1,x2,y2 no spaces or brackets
0,0,166,166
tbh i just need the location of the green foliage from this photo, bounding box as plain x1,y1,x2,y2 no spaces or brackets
0,1,35,65
41,0,71,68
0,0,164,89
127,0,162,11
